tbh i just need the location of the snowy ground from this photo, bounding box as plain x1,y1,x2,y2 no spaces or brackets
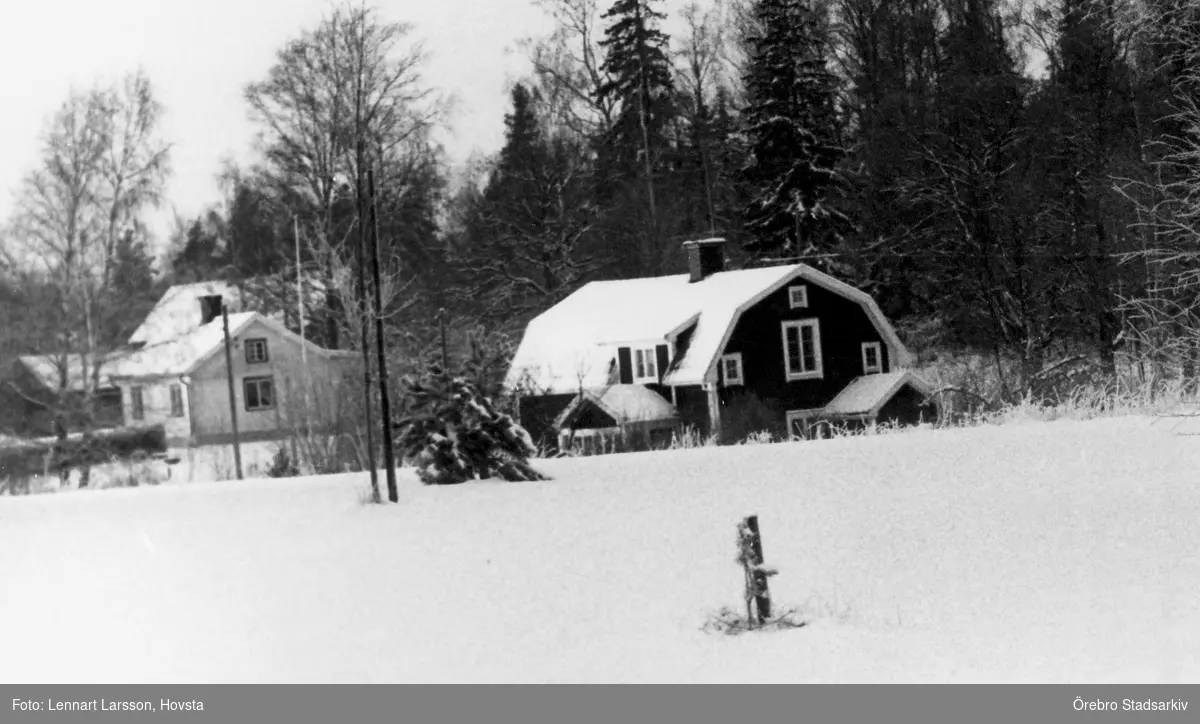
2,416,1197,683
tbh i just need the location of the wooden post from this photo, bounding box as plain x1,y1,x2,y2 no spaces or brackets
221,304,244,480
738,515,773,625
368,167,398,503
354,139,379,503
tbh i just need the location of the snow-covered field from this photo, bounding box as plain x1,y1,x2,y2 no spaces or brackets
2,416,1197,683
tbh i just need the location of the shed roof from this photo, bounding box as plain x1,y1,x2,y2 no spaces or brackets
16,353,121,392
554,384,678,429
822,371,933,418
505,263,911,394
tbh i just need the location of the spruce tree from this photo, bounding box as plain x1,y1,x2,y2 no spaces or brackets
394,365,549,484
104,228,160,346
740,0,849,265
598,0,677,274
452,84,597,329
482,84,550,241
1046,0,1138,373
598,0,676,178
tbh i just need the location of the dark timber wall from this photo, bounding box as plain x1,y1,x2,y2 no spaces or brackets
517,393,576,451
674,385,710,436
718,277,889,425
876,383,938,426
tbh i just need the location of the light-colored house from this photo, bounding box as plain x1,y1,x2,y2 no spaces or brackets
106,283,356,446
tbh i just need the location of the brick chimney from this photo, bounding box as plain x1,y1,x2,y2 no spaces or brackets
683,238,727,283
199,295,224,325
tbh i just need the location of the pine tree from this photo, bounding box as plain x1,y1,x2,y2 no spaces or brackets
740,0,849,266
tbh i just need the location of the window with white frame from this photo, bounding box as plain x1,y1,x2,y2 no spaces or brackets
130,386,145,421
245,338,269,364
244,376,275,412
721,353,744,386
861,342,883,375
169,384,185,417
788,285,809,309
781,319,823,380
785,409,825,439
633,348,658,383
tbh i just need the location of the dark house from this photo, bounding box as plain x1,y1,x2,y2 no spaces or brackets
504,238,937,449
0,354,124,437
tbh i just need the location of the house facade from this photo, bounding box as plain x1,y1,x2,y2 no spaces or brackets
505,238,937,449
108,288,356,446
1,280,352,447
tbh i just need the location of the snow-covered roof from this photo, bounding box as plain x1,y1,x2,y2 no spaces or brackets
16,354,120,391
505,263,911,394
128,281,244,347
110,312,259,379
111,310,357,382
554,384,678,428
822,371,932,418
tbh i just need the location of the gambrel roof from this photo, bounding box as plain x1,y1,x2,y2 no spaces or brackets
505,263,911,395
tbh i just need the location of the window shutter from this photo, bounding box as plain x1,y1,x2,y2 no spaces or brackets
618,347,633,384
655,345,669,383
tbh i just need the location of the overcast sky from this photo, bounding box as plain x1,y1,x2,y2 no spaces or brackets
0,0,555,241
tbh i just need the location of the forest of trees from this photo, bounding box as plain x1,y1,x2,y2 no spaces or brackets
3,0,1200,439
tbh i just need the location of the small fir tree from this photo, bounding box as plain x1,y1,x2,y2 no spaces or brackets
395,365,550,484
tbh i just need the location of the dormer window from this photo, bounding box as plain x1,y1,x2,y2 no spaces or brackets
862,342,882,374
245,338,269,364
633,347,658,383
788,285,809,309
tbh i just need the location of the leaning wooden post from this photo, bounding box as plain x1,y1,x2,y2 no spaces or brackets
737,515,774,626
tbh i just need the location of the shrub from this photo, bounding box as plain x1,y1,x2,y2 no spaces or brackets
395,365,550,485
267,447,300,478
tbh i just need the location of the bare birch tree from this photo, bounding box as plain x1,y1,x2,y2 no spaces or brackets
522,0,618,139
244,1,443,349
5,70,170,440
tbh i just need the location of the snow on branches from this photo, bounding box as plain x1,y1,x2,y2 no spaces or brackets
394,365,550,485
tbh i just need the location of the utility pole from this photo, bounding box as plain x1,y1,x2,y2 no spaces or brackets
221,301,244,480
355,143,380,503
295,216,311,449
368,167,398,503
